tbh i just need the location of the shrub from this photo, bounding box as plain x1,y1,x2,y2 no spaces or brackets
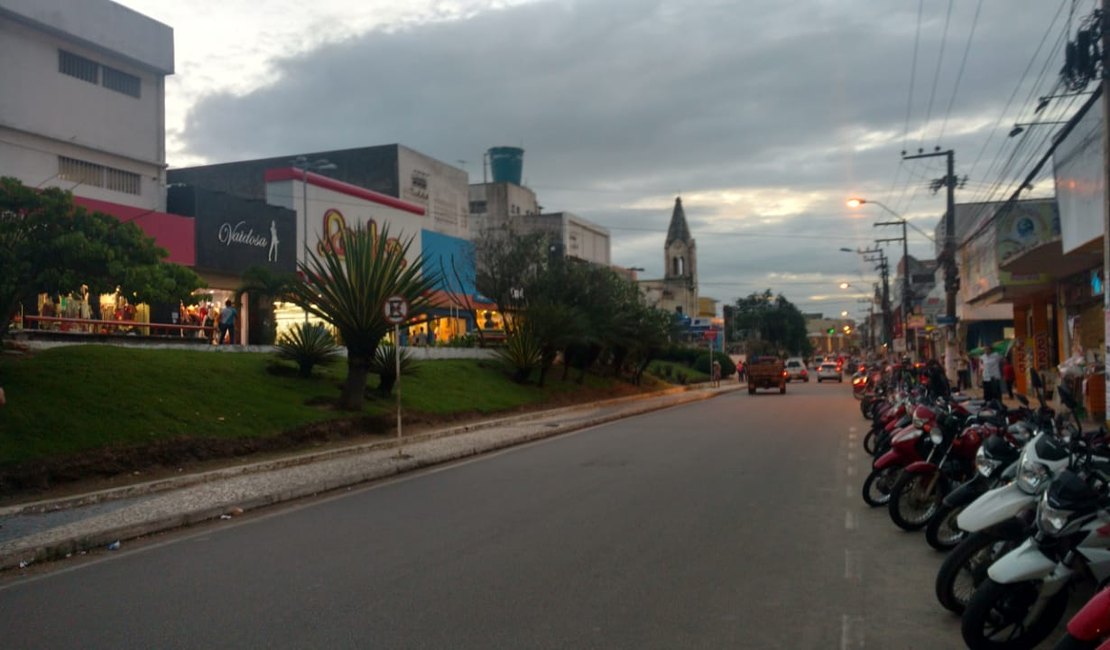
275,323,342,377
369,343,421,397
495,324,542,383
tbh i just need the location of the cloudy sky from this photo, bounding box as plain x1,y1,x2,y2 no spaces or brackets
122,0,1092,319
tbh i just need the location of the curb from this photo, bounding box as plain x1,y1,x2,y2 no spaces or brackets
0,385,736,571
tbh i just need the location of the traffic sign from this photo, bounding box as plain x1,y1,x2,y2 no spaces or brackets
935,315,957,326
383,295,409,324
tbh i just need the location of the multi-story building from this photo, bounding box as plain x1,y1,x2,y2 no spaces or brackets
0,0,173,212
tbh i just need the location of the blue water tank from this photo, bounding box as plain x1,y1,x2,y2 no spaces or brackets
488,146,524,185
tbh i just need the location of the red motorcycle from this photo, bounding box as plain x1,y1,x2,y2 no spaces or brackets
862,404,937,508
887,403,987,531
1055,585,1110,649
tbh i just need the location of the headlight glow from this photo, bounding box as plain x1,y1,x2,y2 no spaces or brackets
1037,492,1069,535
976,446,1003,478
1016,460,1050,495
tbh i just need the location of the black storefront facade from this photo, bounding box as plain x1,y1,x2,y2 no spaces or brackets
167,185,297,345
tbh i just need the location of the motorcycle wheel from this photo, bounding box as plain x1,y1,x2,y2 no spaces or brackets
860,396,873,419
936,532,1021,615
925,503,967,551
961,578,1070,650
863,429,878,456
862,466,899,507
888,472,942,531
1052,633,1099,649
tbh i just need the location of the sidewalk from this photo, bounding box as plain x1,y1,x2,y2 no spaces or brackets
0,382,743,572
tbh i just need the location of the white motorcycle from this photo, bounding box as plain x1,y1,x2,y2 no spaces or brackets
960,465,1110,650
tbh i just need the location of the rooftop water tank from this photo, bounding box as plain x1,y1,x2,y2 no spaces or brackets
488,146,524,185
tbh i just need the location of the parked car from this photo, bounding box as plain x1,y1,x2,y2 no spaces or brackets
816,362,842,382
785,358,808,382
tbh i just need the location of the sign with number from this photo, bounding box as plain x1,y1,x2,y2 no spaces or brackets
383,295,409,324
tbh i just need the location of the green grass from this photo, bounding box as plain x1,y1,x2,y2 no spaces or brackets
0,346,635,465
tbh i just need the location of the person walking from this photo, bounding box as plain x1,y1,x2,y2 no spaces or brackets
957,354,971,392
711,359,721,387
981,344,1003,402
218,299,238,345
1002,355,1016,399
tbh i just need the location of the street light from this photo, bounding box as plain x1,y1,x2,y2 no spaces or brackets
292,156,337,323
848,198,915,360
1008,121,1069,138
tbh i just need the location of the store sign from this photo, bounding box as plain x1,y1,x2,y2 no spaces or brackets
195,210,296,274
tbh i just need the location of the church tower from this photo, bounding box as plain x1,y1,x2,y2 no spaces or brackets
663,196,698,315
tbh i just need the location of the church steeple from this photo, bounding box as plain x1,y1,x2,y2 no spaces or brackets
665,196,691,246
664,196,696,282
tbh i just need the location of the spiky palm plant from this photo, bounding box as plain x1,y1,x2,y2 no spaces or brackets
276,322,342,377
291,225,438,411
368,343,421,397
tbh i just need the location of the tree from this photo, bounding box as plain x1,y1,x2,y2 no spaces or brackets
290,224,437,411
473,224,548,334
0,177,205,341
729,289,812,357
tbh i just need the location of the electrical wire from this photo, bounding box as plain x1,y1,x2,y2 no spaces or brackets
917,0,955,153
936,0,983,145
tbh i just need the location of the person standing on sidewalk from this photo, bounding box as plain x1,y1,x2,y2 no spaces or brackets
1002,355,1016,399
711,359,721,387
981,344,1003,401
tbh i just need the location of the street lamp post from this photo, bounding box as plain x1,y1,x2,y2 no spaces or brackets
847,198,914,361
292,156,337,323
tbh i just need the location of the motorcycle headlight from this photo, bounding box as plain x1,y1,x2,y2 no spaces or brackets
1036,492,1070,535
975,446,1003,478
1016,460,1050,495
929,430,944,445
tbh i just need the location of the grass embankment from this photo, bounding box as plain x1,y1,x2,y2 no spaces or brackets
645,360,710,384
0,346,648,473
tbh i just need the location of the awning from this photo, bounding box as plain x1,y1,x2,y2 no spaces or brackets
74,196,196,266
999,237,1102,278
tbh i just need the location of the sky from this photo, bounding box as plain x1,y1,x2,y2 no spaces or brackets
120,0,1095,320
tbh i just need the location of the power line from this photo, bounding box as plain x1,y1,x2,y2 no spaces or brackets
937,0,983,145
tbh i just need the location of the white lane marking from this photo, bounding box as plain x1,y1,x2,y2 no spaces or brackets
845,510,858,530
847,450,856,463
846,464,856,477
846,485,853,498
841,614,865,649
844,550,861,580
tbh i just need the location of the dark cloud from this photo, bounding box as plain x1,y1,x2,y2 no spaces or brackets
180,0,1083,314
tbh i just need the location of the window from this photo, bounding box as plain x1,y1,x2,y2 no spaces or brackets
58,50,141,98
469,200,487,214
58,156,103,187
58,156,141,195
59,50,98,84
101,66,141,98
105,167,141,194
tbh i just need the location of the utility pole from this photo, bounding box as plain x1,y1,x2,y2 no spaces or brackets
905,148,958,382
861,246,891,350
1103,0,1110,422
876,220,911,360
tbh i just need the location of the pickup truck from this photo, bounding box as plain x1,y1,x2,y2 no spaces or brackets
747,356,786,394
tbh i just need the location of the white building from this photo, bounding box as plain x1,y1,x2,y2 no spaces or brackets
0,0,173,211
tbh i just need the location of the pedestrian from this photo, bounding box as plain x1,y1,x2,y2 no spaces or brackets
1002,355,1016,399
981,343,1003,402
218,299,237,345
711,359,721,387
736,361,745,383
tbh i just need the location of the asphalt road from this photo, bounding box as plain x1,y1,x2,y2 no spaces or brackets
1,379,978,649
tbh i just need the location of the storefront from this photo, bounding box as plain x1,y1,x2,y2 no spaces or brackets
167,185,297,345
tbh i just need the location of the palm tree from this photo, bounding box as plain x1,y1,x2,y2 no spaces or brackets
291,225,437,411
234,265,300,345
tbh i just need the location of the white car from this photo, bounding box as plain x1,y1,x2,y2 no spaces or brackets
784,358,808,382
816,362,842,383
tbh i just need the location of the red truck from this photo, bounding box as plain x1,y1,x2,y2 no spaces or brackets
747,356,786,394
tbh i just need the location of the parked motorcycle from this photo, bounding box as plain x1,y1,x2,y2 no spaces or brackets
960,467,1110,649
1054,583,1110,649
862,404,937,508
